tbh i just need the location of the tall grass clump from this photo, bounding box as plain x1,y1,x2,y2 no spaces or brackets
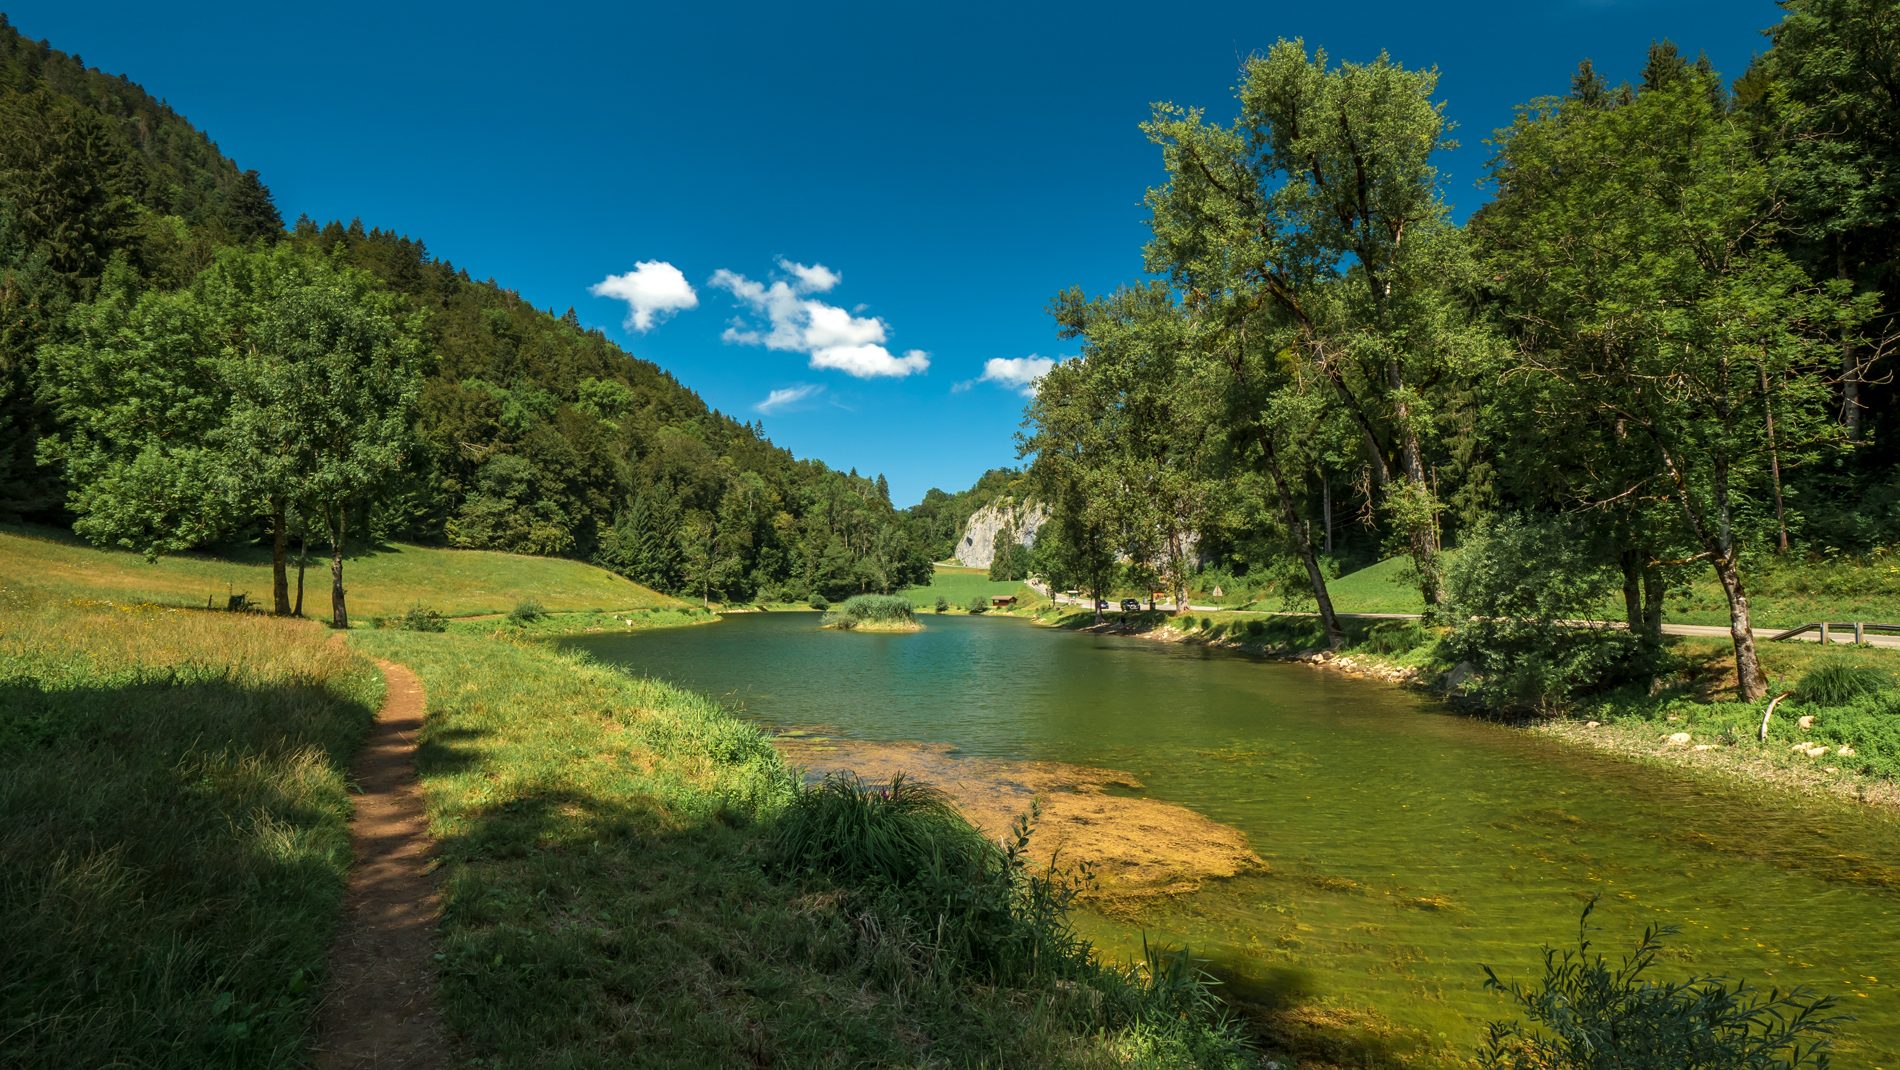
772,774,1249,1061
1794,660,1894,707
1359,618,1431,655
822,593,919,631
0,598,380,1069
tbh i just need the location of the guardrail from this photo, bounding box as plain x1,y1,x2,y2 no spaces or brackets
1768,621,1900,643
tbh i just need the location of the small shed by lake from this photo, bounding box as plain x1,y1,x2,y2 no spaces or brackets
991,595,1017,607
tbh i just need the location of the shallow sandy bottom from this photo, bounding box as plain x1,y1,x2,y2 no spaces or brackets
773,730,1265,902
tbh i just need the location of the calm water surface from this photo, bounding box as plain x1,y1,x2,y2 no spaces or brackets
565,614,1900,1065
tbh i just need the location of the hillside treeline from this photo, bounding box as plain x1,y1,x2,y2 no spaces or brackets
1027,2,1900,703
0,17,930,613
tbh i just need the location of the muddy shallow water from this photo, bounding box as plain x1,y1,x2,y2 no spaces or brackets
565,613,1900,1066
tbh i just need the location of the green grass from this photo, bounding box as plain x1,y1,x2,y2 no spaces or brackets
0,524,682,620
901,564,1032,612
345,628,1250,1068
0,592,381,1069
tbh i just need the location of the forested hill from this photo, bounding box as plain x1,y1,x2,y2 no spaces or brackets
0,17,930,603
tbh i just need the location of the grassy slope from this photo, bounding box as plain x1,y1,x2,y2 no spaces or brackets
348,629,1245,1069
901,564,1033,610
0,525,682,619
0,585,380,1069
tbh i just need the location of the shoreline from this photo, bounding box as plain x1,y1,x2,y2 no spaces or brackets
1037,609,1900,816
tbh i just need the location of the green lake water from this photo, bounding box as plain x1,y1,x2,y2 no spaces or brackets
565,613,1900,1066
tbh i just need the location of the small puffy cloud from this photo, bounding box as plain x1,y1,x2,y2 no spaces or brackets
978,354,1061,396
812,344,930,378
589,260,698,332
755,383,825,414
712,260,930,379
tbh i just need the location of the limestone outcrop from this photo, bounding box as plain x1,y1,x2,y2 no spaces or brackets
954,498,1048,568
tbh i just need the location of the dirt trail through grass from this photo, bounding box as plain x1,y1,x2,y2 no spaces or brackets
314,660,444,1069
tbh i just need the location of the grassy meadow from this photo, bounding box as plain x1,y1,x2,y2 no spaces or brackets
902,564,1034,611
0,589,381,1069
0,524,682,620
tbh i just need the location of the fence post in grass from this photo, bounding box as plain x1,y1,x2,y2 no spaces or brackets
1819,622,1830,645
1855,622,1866,645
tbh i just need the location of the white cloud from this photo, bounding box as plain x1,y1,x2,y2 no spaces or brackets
589,260,698,332
711,260,930,379
978,354,1062,396
755,383,825,414
813,345,931,378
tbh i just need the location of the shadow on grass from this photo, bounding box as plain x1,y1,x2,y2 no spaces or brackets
1,676,377,1070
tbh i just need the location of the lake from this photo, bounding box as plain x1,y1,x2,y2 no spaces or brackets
565,612,1900,1065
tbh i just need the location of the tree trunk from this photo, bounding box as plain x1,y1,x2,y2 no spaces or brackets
1641,556,1665,647
270,500,290,616
328,507,349,630
1711,548,1768,701
1760,364,1789,553
1839,245,1862,441
1169,527,1189,614
1655,442,1766,700
1619,548,1643,633
1322,477,1333,556
1260,432,1344,649
294,531,307,618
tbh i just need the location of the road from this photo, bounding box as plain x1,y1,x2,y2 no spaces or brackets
1039,591,1900,649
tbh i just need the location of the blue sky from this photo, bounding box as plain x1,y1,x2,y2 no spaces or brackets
11,0,1779,506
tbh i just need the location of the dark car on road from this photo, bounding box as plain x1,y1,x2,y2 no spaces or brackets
1119,598,1142,612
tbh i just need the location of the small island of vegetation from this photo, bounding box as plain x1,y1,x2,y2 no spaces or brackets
821,593,924,632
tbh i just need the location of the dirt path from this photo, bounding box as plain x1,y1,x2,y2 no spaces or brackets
314,660,444,1070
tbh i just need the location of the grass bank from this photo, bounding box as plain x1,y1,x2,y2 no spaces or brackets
0,590,380,1069
0,524,681,620
347,627,1253,1068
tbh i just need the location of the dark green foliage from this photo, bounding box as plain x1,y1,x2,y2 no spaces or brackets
988,519,1029,581
506,599,545,626
1794,661,1894,706
821,593,915,630
807,594,829,611
1443,517,1655,712
966,595,989,614
934,595,949,613
391,604,448,632
1480,898,1843,1068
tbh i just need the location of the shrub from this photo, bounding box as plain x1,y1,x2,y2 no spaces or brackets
1442,516,1656,712
822,594,917,630
507,599,546,625
935,595,950,613
1480,898,1843,1069
808,594,830,611
1794,661,1894,707
1360,619,1429,655
967,596,989,614
392,604,447,632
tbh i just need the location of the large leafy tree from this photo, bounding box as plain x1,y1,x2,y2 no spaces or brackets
1477,59,1876,700
41,245,423,627
1143,40,1478,611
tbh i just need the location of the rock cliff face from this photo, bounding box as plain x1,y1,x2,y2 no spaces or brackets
954,499,1048,568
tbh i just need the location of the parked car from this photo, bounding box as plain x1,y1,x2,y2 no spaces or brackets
1095,598,1110,610
1119,598,1142,612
